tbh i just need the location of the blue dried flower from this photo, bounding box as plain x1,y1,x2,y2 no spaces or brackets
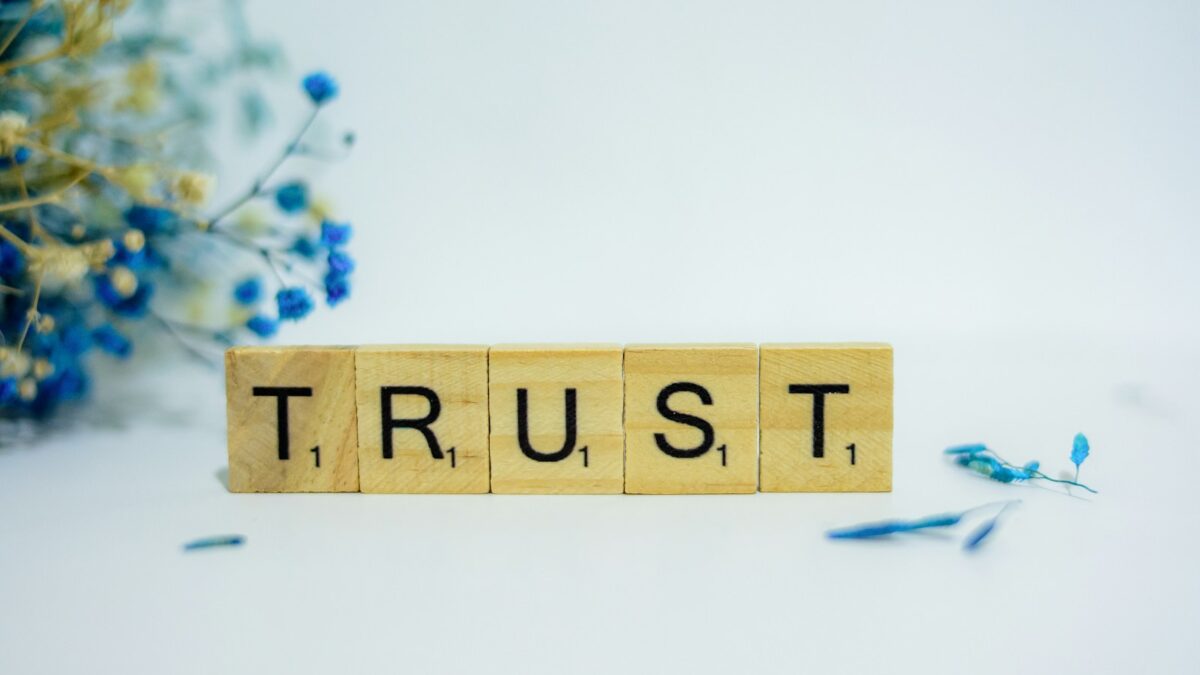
124,204,174,234
323,271,350,306
58,322,91,355
275,287,314,320
0,239,23,279
92,324,132,358
327,250,355,276
0,377,17,405
0,147,30,168
94,277,155,317
0,4,356,422
319,220,352,248
289,236,318,259
246,315,278,338
233,277,262,305
302,71,338,105
947,442,1097,494
274,181,309,214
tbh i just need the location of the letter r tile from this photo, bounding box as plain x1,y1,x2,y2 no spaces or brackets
489,345,624,494
759,343,893,492
355,345,489,493
225,346,359,493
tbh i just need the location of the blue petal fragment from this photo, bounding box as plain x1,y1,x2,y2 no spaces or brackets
827,512,964,540
182,535,245,551
963,520,999,551
1071,433,1090,468
944,443,988,455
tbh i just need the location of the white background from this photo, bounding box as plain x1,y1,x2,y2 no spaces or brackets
2,1,1198,673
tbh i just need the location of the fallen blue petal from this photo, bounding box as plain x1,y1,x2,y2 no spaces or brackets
827,512,964,540
944,443,988,456
1071,433,1090,468
183,535,245,551
963,520,998,551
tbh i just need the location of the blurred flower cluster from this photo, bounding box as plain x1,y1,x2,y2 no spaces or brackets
1,0,354,418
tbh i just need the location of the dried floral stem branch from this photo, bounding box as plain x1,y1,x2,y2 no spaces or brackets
13,160,59,244
0,43,63,76
0,169,90,214
14,270,44,352
207,106,319,229
0,222,32,252
0,1,39,57
17,139,116,179
149,313,219,367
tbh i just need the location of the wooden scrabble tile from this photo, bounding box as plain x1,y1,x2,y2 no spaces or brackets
624,344,758,494
355,345,490,493
225,346,359,493
759,343,893,492
489,345,624,494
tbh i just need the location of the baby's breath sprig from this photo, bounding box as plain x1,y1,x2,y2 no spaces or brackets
0,2,357,420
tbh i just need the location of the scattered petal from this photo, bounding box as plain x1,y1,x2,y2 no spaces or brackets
827,512,964,540
1071,433,1090,469
183,535,245,551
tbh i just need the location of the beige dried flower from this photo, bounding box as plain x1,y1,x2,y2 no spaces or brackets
0,111,29,156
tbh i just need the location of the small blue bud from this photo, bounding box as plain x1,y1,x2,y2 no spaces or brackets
323,271,350,307
275,287,314,321
326,250,355,276
0,377,18,404
319,220,352,248
92,324,132,359
246,315,279,338
233,277,262,305
274,181,309,214
302,71,338,105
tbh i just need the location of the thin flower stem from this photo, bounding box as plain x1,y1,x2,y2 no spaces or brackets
0,222,32,252
0,43,63,76
1030,470,1097,494
261,249,286,285
12,156,59,244
0,284,25,295
149,313,220,367
0,169,90,214
208,106,320,230
14,268,44,352
0,1,39,58
16,139,114,177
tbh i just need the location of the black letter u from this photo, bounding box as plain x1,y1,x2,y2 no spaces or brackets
516,388,583,462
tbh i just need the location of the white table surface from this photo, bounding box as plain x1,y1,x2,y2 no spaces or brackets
4,1,1198,672
2,335,1195,674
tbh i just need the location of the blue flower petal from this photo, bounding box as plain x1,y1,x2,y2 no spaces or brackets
275,287,314,321
1071,433,1090,468
246,315,278,338
319,220,352,248
302,71,338,105
92,324,132,359
274,181,309,214
233,277,262,305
